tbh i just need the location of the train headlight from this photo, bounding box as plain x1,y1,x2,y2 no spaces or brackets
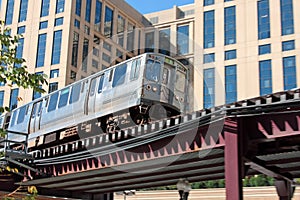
175,96,179,101
152,87,157,92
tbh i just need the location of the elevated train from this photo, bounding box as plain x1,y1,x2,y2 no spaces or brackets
0,53,190,151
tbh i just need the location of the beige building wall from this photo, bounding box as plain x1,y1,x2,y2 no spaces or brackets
145,0,300,110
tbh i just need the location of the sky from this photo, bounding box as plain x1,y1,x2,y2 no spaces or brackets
125,0,194,14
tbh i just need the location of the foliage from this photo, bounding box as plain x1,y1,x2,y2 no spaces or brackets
0,20,47,113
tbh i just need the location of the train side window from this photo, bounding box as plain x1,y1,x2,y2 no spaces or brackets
146,60,161,82
162,68,169,84
89,79,97,96
69,83,81,104
37,101,43,116
58,88,70,108
113,63,127,87
48,92,59,112
17,105,27,124
98,76,104,93
109,70,113,82
10,112,17,126
130,59,141,80
81,81,85,93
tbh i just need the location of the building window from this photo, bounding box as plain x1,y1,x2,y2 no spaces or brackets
40,0,50,17
225,65,237,104
283,56,297,90
225,49,236,60
5,0,14,25
15,38,24,68
257,0,270,40
127,23,135,52
203,68,215,109
49,82,58,93
204,10,214,49
117,15,125,47
17,26,26,34
36,34,47,68
93,47,99,56
203,53,215,63
104,6,114,37
84,25,90,35
282,40,295,51
177,25,189,55
94,0,102,31
92,59,99,69
70,70,77,80
204,0,214,6
0,91,4,112
50,69,59,78
51,30,62,65
103,41,111,52
75,0,81,16
85,0,91,23
18,0,28,22
159,28,171,56
102,53,111,64
259,60,272,95
54,17,64,26
224,6,236,45
74,19,80,29
258,44,271,55
9,89,19,110
56,0,65,14
39,21,48,29
116,49,122,59
82,38,89,72
224,0,233,2
280,0,294,36
145,32,154,52
71,32,79,67
149,17,158,24
32,86,42,100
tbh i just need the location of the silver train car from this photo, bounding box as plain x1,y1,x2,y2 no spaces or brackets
3,53,190,150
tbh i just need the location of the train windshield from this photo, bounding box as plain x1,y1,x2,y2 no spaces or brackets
175,70,186,92
146,59,161,82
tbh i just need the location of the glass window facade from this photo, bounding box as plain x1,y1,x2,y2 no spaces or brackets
9,89,19,110
203,53,215,63
225,65,237,104
203,68,215,109
177,25,189,55
18,0,28,22
117,15,125,47
36,33,47,67
224,6,236,45
204,0,214,6
104,6,114,37
259,60,272,95
280,0,294,35
50,69,59,78
0,91,4,111
159,28,171,56
82,38,89,72
49,82,58,93
74,19,80,29
259,44,271,55
5,0,14,25
283,56,297,90
40,0,50,17
225,49,236,60
51,30,62,65
145,32,154,52
32,86,42,100
127,23,135,52
54,17,64,26
85,0,91,23
15,38,24,68
17,26,26,34
56,0,65,14
94,0,102,31
75,0,81,16
257,0,270,40
282,40,295,51
204,10,214,49
71,32,79,67
39,21,48,29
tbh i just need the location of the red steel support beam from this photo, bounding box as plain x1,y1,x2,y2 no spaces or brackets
224,118,243,200
275,179,295,200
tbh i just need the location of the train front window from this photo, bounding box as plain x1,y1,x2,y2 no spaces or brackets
17,105,27,124
113,63,127,87
162,68,169,84
146,59,161,82
176,70,186,92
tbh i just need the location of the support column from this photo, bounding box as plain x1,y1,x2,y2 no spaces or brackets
224,119,243,200
275,180,295,200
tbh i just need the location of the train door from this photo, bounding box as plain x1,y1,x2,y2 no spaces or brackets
29,100,43,133
86,76,99,114
160,65,174,104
